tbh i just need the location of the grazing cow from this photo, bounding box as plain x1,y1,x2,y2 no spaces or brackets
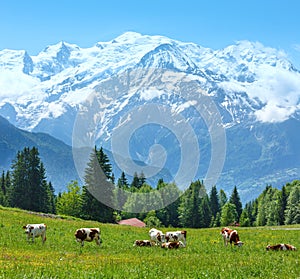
22,223,47,244
75,228,101,247
221,227,243,247
266,244,296,251
133,240,152,247
165,230,187,246
149,228,165,246
161,241,186,249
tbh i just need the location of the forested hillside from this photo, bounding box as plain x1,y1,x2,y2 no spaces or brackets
1,146,299,228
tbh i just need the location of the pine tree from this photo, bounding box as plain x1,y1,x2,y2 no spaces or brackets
130,172,140,190
229,186,243,221
115,171,129,209
8,147,51,212
178,180,205,228
209,185,220,226
82,147,114,223
117,171,129,189
96,147,113,181
199,194,211,228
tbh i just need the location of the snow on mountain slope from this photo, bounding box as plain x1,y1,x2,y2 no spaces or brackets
0,32,299,134
1,32,300,202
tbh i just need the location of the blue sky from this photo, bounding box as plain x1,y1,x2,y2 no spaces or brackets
1,0,300,68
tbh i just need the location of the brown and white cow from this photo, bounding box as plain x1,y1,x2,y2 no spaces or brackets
133,240,152,247
221,227,243,247
23,223,47,244
266,244,296,251
161,241,186,249
75,228,101,247
165,230,187,246
149,228,165,246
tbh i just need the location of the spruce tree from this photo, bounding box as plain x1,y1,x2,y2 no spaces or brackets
82,147,114,223
130,172,140,190
209,185,220,219
117,171,129,189
8,147,50,212
178,180,205,228
229,186,243,221
199,194,211,228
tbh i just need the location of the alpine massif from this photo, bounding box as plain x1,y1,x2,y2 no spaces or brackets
1,32,300,202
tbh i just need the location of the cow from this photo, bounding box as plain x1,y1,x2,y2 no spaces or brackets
133,240,152,247
266,244,297,251
221,227,243,247
161,241,185,249
74,228,101,247
22,223,47,244
149,228,165,246
165,230,187,246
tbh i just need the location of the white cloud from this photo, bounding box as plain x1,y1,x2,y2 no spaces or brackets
0,70,39,99
246,65,300,122
254,102,296,123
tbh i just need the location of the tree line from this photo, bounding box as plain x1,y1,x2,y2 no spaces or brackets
1,146,299,227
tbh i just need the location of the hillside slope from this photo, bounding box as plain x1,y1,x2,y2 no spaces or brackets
0,115,78,192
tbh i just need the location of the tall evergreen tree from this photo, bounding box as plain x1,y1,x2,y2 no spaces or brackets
229,186,243,221
117,171,129,189
209,185,220,219
8,147,50,212
178,180,205,228
130,172,140,190
199,194,211,228
96,147,113,181
82,147,114,223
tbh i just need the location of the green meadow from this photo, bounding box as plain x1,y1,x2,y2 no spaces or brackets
0,206,299,279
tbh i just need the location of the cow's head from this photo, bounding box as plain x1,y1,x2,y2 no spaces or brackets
22,225,33,235
178,241,186,248
235,241,244,247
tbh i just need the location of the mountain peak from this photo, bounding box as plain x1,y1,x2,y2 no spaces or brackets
114,31,144,42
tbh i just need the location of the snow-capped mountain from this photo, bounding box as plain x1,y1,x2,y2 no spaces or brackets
1,32,300,202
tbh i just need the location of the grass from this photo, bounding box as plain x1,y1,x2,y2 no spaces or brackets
0,206,299,279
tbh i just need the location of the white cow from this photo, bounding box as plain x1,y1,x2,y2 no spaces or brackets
74,228,101,247
22,223,47,244
149,228,165,246
165,230,187,246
